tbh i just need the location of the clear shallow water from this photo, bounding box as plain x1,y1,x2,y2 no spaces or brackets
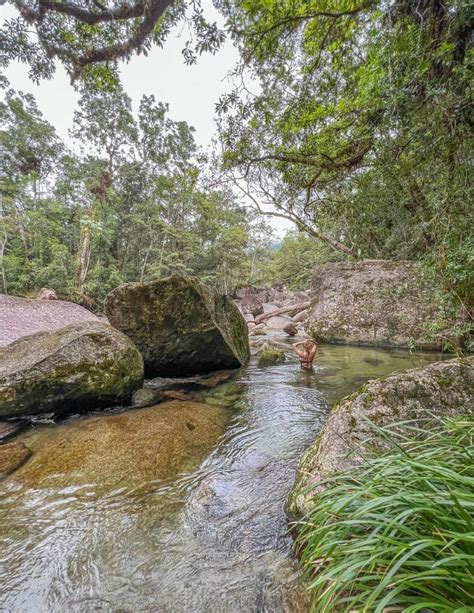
0,345,443,612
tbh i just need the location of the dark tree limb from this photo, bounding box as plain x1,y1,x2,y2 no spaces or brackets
232,176,357,258
38,0,146,25
72,0,174,75
15,0,150,25
238,139,372,173
12,0,176,77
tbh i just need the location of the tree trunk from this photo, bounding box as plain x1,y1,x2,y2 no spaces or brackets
0,202,7,294
140,239,154,282
254,301,311,324
77,231,91,289
308,228,357,257
77,207,93,290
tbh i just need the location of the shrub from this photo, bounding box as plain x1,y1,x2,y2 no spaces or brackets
295,416,474,612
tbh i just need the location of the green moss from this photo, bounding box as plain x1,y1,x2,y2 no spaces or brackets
0,322,144,418
257,347,286,367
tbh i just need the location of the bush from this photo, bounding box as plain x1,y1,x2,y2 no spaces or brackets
295,416,474,612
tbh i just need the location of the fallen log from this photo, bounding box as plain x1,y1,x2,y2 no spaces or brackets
254,301,311,325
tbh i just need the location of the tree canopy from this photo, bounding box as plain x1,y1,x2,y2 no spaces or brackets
0,0,472,324
216,0,473,315
0,79,273,302
1,0,225,84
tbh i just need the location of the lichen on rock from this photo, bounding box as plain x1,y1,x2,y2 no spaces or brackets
0,321,144,418
0,294,100,347
307,260,468,350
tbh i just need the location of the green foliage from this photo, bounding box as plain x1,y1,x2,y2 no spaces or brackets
219,0,473,317
255,231,343,290
296,415,474,612
0,1,226,85
0,83,270,304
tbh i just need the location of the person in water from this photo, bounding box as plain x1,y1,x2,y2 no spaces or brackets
293,339,318,371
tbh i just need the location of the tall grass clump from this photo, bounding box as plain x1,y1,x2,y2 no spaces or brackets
295,416,474,612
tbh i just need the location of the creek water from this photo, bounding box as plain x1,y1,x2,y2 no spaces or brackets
0,344,443,612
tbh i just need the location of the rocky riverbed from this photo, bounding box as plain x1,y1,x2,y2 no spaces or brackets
0,344,445,612
0,267,470,612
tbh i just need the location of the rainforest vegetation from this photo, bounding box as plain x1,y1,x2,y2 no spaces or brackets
1,0,472,319
1,2,473,611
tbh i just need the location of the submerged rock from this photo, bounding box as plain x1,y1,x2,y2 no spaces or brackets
288,356,474,519
0,294,100,347
145,370,234,391
131,387,165,408
11,401,230,492
105,275,250,377
0,441,31,479
308,260,467,350
258,346,286,367
0,321,144,418
0,420,27,443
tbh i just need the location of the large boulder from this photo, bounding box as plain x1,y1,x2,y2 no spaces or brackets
307,260,466,350
0,294,99,347
0,321,144,418
266,315,295,330
288,356,474,519
105,275,250,377
37,288,57,300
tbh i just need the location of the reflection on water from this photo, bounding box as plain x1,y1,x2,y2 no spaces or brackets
0,345,443,612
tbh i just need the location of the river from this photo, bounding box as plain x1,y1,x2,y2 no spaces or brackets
0,344,443,612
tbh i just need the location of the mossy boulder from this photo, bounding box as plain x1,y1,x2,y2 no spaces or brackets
308,260,467,350
0,321,144,418
257,346,286,367
0,294,100,347
105,275,250,377
287,356,474,520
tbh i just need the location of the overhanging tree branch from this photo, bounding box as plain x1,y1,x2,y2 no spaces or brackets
38,0,146,25
73,0,174,74
238,3,372,64
12,0,176,77
238,139,372,173
231,174,357,258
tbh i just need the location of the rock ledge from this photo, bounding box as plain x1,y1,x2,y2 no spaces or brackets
288,356,474,519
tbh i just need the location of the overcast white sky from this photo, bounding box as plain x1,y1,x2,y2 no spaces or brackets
0,1,292,235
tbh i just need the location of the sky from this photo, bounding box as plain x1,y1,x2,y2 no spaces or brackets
1,1,292,235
